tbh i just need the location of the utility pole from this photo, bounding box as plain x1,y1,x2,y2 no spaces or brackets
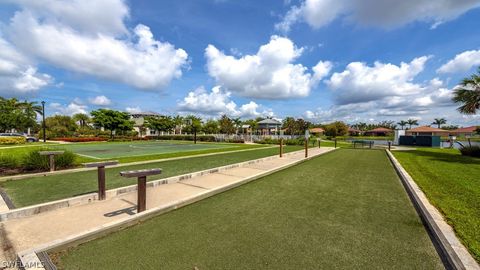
41,101,46,143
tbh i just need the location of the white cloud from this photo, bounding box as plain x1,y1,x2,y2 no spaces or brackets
326,56,430,104
177,86,272,118
205,35,331,99
126,107,142,114
0,37,51,96
437,49,480,74
88,95,112,106
50,102,88,116
5,0,188,90
277,0,480,32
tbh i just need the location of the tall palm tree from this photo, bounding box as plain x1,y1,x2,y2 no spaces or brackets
397,120,408,130
452,67,480,114
173,115,184,134
407,119,418,129
431,118,446,129
73,113,90,128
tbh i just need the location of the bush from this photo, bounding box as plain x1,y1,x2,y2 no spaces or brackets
0,136,26,145
146,135,217,142
22,148,76,171
53,137,107,142
460,146,480,158
0,155,19,169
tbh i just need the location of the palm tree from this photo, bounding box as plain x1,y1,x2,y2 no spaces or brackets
452,67,480,114
397,120,408,130
73,113,90,128
173,115,184,135
431,118,446,129
407,119,418,129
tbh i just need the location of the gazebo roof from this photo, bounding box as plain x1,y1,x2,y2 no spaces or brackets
257,119,281,125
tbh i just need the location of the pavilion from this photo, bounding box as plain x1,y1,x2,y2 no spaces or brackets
257,119,282,135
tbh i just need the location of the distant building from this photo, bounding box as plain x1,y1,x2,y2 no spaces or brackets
405,126,450,136
348,127,362,136
129,111,161,137
257,119,282,135
449,126,478,137
309,127,325,136
364,127,393,136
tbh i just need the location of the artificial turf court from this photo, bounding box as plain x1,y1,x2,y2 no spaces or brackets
54,140,239,159
52,149,443,269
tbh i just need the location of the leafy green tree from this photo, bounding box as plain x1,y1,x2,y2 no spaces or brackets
324,121,348,137
431,118,447,128
183,115,202,134
218,114,235,134
172,115,184,134
282,117,297,135
407,119,419,129
202,119,219,134
452,67,480,114
144,116,175,135
43,115,77,138
91,109,133,138
0,98,40,133
73,113,90,128
242,119,258,134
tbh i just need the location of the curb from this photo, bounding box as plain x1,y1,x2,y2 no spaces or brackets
16,148,336,269
0,145,275,182
386,150,479,270
0,148,318,221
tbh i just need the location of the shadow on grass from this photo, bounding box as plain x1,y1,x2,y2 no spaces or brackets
400,149,480,165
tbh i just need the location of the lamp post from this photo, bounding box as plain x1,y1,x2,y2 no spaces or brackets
41,101,46,143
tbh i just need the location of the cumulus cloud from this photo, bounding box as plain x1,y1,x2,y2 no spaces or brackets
5,0,188,90
0,37,51,96
326,56,430,104
88,95,112,106
177,86,273,118
276,0,480,32
437,49,480,74
125,107,142,114
50,101,88,116
205,36,331,99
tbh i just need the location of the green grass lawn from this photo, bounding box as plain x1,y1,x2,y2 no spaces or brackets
51,149,443,270
393,148,480,262
1,145,306,207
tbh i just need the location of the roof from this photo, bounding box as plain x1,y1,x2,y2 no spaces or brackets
366,127,392,132
450,126,478,133
309,127,325,133
257,119,281,125
407,126,448,132
129,111,160,117
348,127,361,132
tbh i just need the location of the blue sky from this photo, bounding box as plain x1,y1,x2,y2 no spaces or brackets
1,0,480,126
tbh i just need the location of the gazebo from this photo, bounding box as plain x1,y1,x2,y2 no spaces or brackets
257,119,282,135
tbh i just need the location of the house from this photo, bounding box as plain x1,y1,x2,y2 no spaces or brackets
348,127,362,136
405,126,450,136
450,126,478,137
257,119,282,135
309,127,325,136
364,127,393,136
129,111,161,137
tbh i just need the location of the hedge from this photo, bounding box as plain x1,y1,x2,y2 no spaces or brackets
459,145,480,158
0,136,26,145
53,137,107,142
145,135,217,142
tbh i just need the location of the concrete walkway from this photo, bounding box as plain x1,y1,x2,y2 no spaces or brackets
0,147,334,268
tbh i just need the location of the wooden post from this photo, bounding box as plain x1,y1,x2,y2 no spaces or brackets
84,161,118,200
39,151,64,172
305,138,308,158
279,138,283,158
334,138,337,148
318,139,321,148
388,141,391,151
120,168,162,213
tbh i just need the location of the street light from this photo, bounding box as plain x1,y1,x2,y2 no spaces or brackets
41,101,46,143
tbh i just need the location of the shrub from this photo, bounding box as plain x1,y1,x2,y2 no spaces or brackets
22,148,76,171
0,136,26,145
459,146,480,158
0,155,19,169
146,135,217,142
53,137,107,142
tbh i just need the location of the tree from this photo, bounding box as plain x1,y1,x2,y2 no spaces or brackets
202,119,219,134
407,119,419,129
452,67,480,114
183,115,202,134
475,126,480,135
144,116,175,135
431,118,446,129
172,115,184,135
323,121,348,137
73,113,90,128
218,115,235,134
232,117,242,134
90,109,133,138
282,117,297,135
397,120,408,130
43,115,77,138
295,118,310,135
0,98,40,133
